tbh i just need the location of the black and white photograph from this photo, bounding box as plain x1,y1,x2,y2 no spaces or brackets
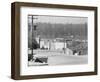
11,2,97,79
28,15,88,66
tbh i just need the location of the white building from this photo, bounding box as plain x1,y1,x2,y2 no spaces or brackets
39,38,66,50
35,37,73,55
54,41,67,50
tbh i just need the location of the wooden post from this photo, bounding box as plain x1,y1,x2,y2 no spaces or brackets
31,16,38,60
31,16,34,57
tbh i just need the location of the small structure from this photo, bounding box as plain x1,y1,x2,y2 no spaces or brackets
39,38,67,50
35,37,73,55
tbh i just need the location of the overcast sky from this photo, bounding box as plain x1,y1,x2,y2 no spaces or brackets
28,15,87,24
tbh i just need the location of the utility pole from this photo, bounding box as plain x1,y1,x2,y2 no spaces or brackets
31,15,38,60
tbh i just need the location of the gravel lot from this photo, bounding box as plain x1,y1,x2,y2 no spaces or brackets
28,54,88,66
48,55,88,65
